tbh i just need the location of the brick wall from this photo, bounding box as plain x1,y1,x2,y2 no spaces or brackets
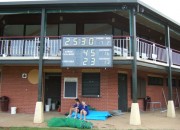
60,68,120,114
1,66,179,114
1,66,38,113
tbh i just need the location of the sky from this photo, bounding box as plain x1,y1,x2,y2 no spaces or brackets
141,0,180,24
0,0,180,24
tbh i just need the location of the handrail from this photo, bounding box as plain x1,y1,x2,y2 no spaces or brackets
171,48,180,53
0,36,40,39
0,35,130,39
138,37,166,48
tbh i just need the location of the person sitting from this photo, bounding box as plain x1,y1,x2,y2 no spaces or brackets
80,101,89,120
67,98,82,119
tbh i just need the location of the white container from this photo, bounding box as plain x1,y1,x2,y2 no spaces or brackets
52,103,56,110
47,98,51,110
45,105,50,112
11,107,17,114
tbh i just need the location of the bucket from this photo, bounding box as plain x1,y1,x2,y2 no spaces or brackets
47,98,51,110
52,103,55,110
45,105,50,112
11,107,17,114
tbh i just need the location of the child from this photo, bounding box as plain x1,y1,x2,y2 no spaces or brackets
67,98,82,119
80,101,89,120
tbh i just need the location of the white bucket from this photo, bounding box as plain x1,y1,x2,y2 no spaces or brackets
52,103,55,110
45,105,50,112
11,107,17,114
47,98,51,110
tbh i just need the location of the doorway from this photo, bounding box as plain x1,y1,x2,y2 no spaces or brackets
118,73,128,112
44,73,61,111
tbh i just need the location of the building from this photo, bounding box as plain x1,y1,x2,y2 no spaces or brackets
0,0,179,125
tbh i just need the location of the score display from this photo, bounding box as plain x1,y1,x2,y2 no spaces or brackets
61,35,113,67
62,48,112,67
62,35,112,47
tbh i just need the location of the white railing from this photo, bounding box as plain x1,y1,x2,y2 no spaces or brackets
172,49,180,66
137,38,168,63
0,37,40,57
44,37,61,57
0,36,180,67
113,36,131,57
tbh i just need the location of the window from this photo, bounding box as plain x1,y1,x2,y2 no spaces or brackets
82,73,100,97
166,78,176,87
148,76,163,86
84,24,112,35
59,24,76,35
0,71,1,96
26,25,41,36
64,78,78,98
131,77,146,99
4,25,24,36
47,24,58,36
137,77,146,98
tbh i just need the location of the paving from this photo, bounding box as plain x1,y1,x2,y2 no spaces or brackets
0,108,180,129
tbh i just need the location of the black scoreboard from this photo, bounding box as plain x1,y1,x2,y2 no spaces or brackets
61,35,113,67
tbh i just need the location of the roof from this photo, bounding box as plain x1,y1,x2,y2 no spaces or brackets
0,0,179,31
0,0,137,5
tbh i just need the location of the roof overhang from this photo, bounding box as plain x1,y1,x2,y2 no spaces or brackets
0,0,179,32
0,0,137,5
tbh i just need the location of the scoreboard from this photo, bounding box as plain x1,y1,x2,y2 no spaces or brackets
61,35,113,67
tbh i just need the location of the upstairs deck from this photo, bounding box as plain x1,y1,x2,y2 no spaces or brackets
0,36,180,69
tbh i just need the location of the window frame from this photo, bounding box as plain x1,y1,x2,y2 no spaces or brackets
148,76,163,86
63,77,78,99
82,73,100,97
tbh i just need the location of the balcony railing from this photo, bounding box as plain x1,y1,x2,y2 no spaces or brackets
0,36,40,57
0,36,180,67
137,38,168,63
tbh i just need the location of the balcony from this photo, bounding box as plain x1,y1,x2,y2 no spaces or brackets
0,36,180,68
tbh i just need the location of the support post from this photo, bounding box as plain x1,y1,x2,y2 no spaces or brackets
129,8,141,125
34,8,47,123
165,25,175,118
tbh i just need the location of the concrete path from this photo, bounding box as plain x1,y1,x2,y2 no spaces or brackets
0,108,180,129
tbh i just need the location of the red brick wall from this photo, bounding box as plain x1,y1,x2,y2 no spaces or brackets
1,66,38,113
60,68,120,114
1,66,180,114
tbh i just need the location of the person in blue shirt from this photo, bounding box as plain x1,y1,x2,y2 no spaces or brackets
80,101,89,120
67,98,82,119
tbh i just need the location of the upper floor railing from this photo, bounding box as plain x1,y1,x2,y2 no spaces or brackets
137,38,168,63
0,36,180,67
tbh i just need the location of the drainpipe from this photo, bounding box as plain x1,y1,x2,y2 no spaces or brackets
34,8,47,123
129,8,141,125
165,25,176,118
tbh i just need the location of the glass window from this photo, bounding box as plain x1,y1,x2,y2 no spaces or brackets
4,25,24,36
47,24,58,36
84,24,112,35
166,78,176,87
0,71,1,95
82,73,100,97
148,76,163,86
114,28,122,35
59,24,76,35
26,25,41,36
64,78,78,98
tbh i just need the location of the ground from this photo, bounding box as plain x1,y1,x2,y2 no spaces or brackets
0,108,180,129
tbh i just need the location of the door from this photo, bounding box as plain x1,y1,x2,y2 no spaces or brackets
45,73,61,110
118,73,128,112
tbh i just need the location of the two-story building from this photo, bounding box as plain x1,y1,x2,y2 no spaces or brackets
0,0,179,125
